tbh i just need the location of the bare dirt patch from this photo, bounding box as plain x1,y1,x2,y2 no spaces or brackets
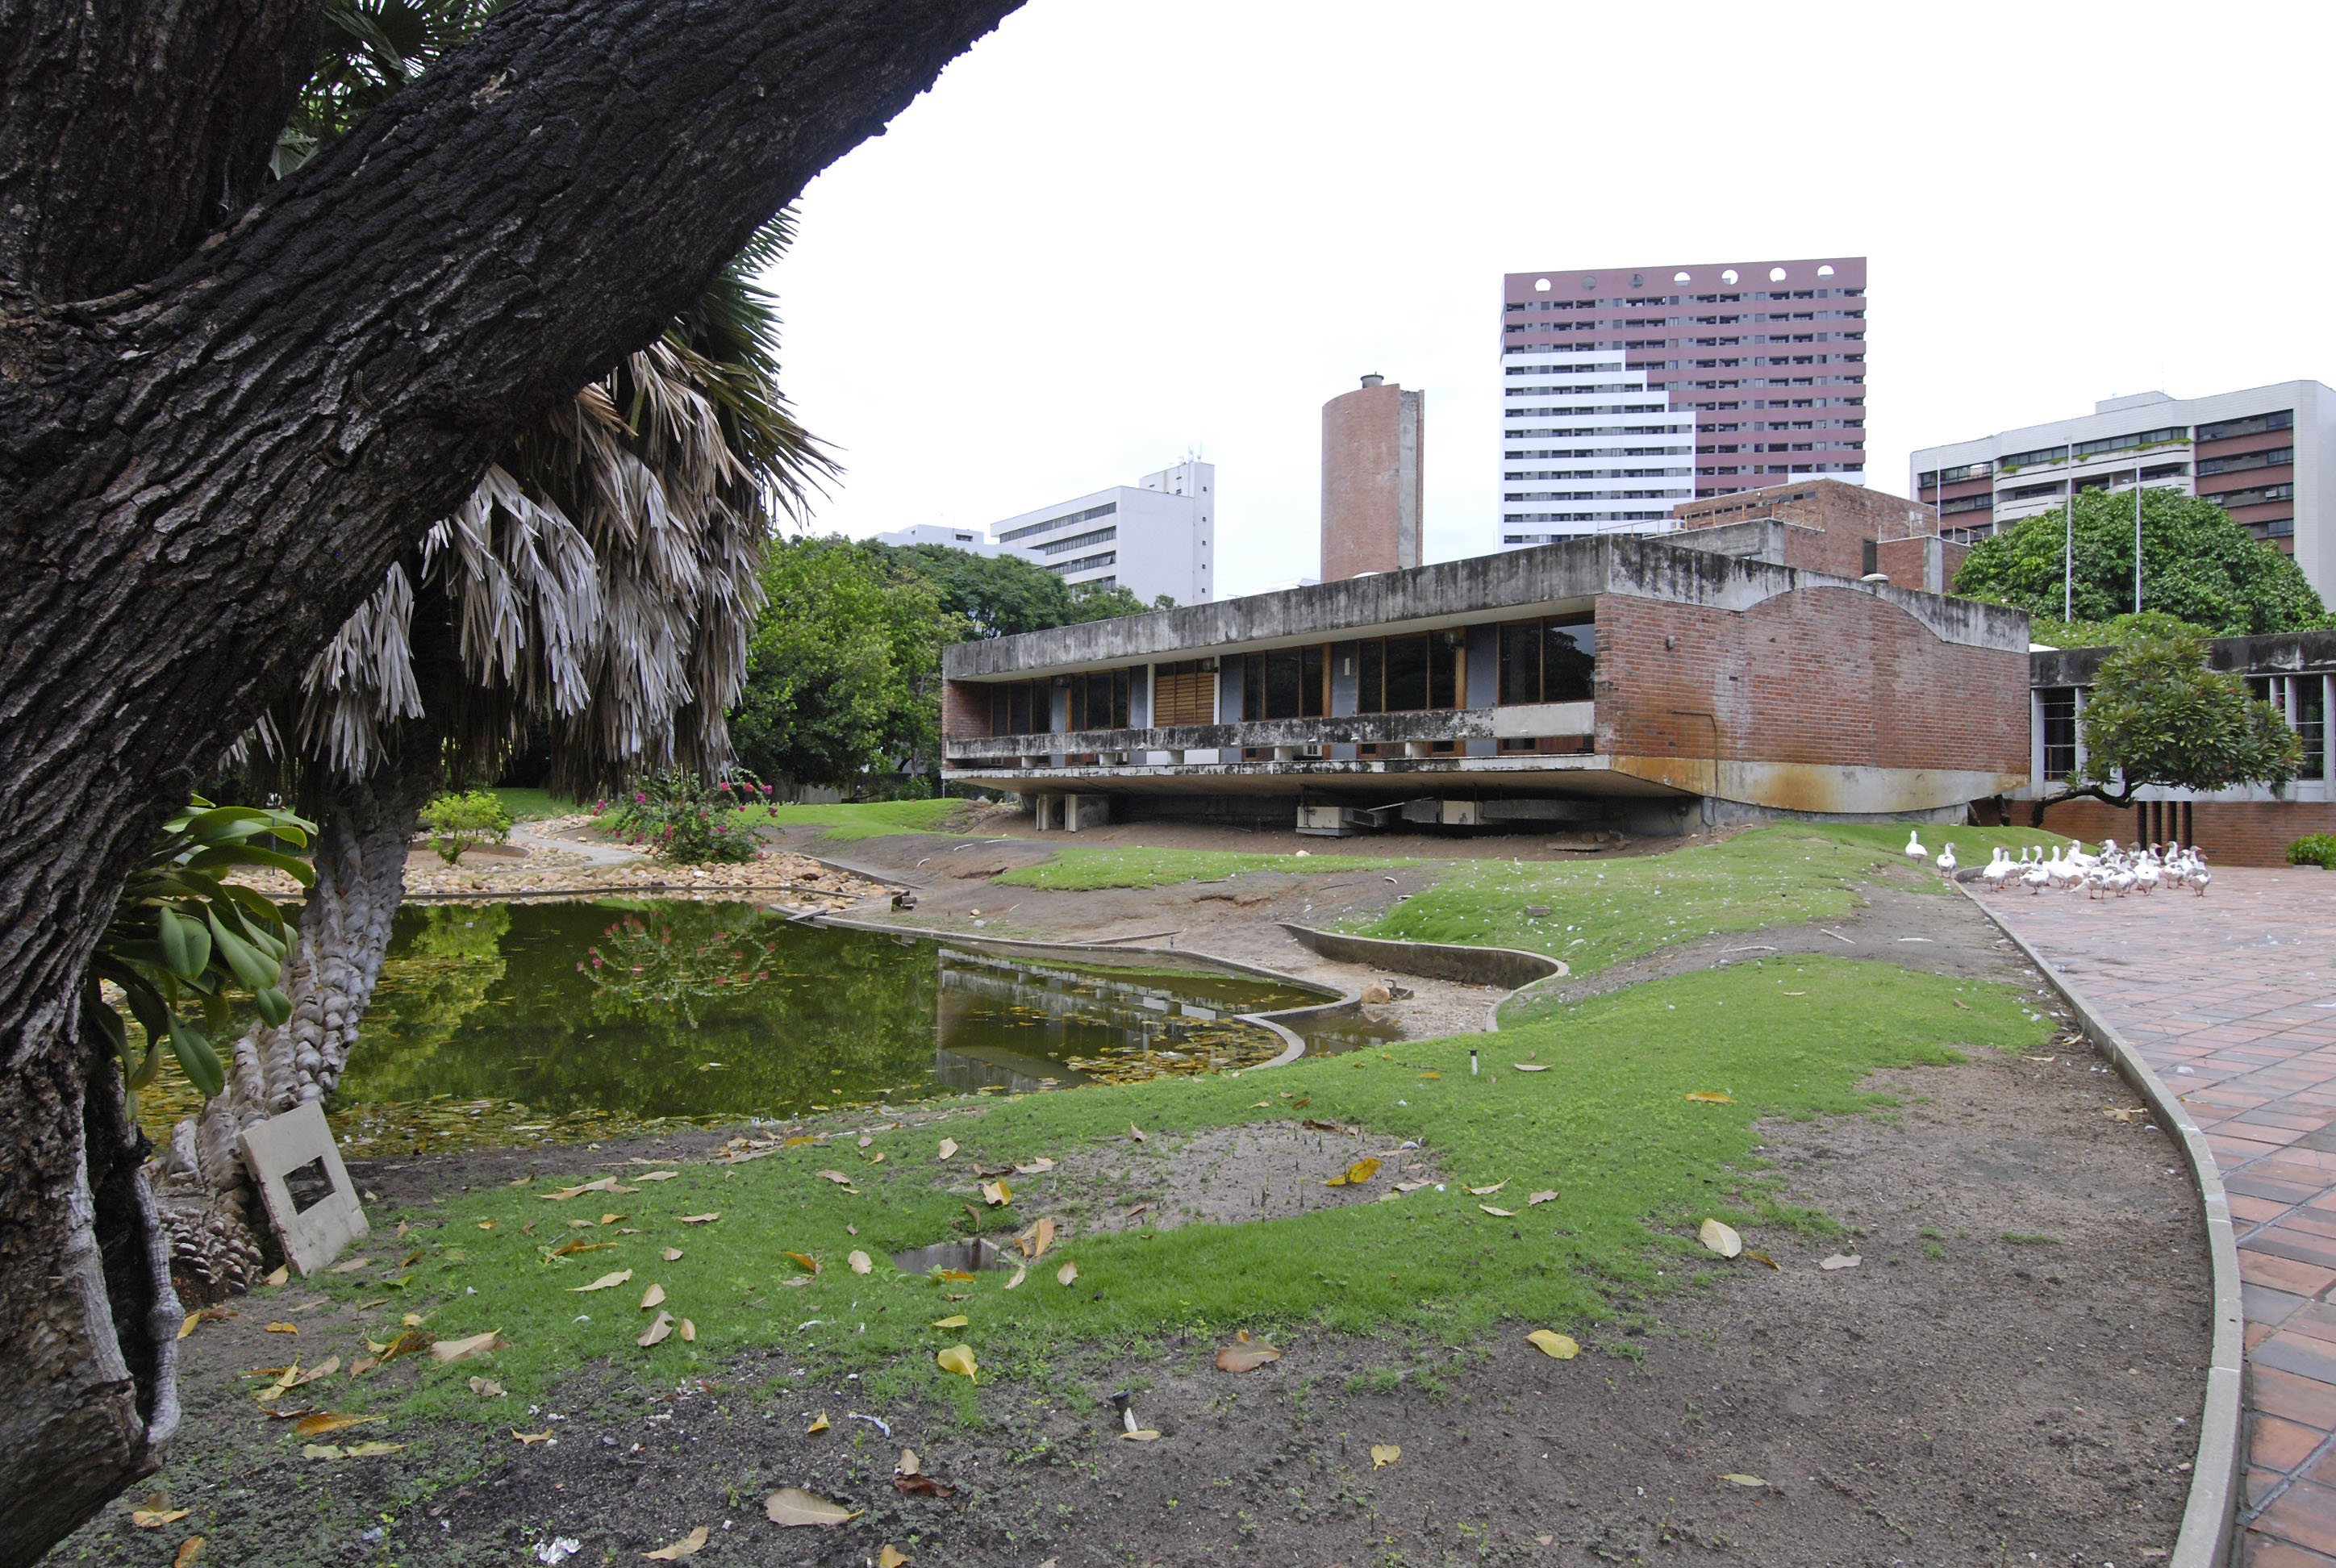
966,1121,1449,1241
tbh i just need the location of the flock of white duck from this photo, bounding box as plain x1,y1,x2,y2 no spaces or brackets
1903,829,2212,899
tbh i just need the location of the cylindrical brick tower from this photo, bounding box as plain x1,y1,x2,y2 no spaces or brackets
1321,374,1423,581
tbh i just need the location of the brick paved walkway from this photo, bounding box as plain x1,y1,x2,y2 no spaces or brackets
1981,865,2336,1566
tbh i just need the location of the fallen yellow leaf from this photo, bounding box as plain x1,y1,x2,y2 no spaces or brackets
661,1246,684,1261
469,1377,506,1397
1686,1091,1733,1104
1526,1329,1579,1360
430,1330,509,1365
264,1266,288,1287
1056,1261,1078,1287
849,1250,873,1275
264,1323,298,1334
343,1441,403,1457
764,1487,859,1527
1698,1218,1743,1259
640,1282,666,1310
980,1180,1011,1207
1004,1265,1027,1290
816,1170,854,1186
1418,1071,1441,1080
639,1310,675,1347
1370,1444,1400,1469
785,1251,822,1275
1326,1157,1382,1188
1512,1063,1549,1072
173,1537,204,1568
293,1412,382,1436
642,1525,709,1559
1528,1191,1558,1206
638,1171,679,1182
1015,1157,1056,1174
896,1448,920,1476
1479,1205,1516,1217
680,1319,697,1343
510,1428,553,1444
571,1270,634,1293
936,1343,978,1381
677,1213,720,1225
1018,1216,1056,1259
1118,1428,1162,1441
931,1315,969,1328
807,1411,830,1434
301,1444,343,1461
1128,1123,1145,1143
879,1547,910,1568
1214,1342,1282,1373
1721,1473,1767,1488
130,1496,189,1528
1467,1182,1506,1196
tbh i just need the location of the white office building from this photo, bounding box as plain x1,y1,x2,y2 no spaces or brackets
870,523,1001,554
1912,382,2336,599
990,460,1216,606
1495,346,1699,550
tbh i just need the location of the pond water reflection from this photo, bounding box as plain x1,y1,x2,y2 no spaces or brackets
324,899,1399,1147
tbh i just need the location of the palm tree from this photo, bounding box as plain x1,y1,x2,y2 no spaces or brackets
148,1,834,1291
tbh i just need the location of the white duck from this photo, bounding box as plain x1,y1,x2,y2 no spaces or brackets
2046,844,2081,891
2133,849,2163,895
1904,828,1928,861
1935,841,1958,876
1980,848,2014,892
2021,852,2052,894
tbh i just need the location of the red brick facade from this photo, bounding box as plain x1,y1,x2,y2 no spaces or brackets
1675,479,1967,589
1981,796,2336,868
942,678,989,740
1593,586,2031,779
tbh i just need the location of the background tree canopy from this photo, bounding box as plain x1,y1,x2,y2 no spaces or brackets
870,542,1162,636
726,540,1165,792
1951,487,2330,645
728,538,957,790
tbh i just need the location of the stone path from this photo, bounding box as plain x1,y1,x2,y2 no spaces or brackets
1982,866,2336,1566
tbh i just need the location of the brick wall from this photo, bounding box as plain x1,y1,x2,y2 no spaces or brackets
1983,795,2336,868
942,679,990,740
1594,586,2030,779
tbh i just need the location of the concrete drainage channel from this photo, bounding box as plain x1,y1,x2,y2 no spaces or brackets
1278,923,1569,1032
802,912,1360,1070
1959,886,2242,1568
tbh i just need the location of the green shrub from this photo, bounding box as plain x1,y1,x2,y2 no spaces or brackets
594,771,769,865
420,789,514,865
2288,833,2336,869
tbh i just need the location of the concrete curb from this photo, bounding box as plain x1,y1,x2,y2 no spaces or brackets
1958,885,2240,1568
803,913,1359,1073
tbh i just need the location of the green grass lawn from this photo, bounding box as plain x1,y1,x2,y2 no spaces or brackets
995,846,1423,891
1348,824,2068,976
487,787,579,822
288,954,2045,1424
745,799,976,840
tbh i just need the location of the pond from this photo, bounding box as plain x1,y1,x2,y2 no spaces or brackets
300,899,1400,1156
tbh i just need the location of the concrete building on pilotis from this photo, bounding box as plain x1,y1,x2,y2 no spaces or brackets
1321,375,1423,581
1496,256,1867,553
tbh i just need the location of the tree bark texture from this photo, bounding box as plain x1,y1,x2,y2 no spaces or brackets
0,2,1020,1558
152,758,436,1299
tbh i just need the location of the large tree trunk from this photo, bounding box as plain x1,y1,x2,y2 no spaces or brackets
151,760,437,1299
0,3,1022,1558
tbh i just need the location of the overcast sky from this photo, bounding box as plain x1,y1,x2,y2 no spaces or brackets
773,0,2336,598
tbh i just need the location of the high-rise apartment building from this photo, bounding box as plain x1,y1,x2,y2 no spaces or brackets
1911,382,2334,599
1495,256,1867,551
1321,374,1424,580
987,460,1216,606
